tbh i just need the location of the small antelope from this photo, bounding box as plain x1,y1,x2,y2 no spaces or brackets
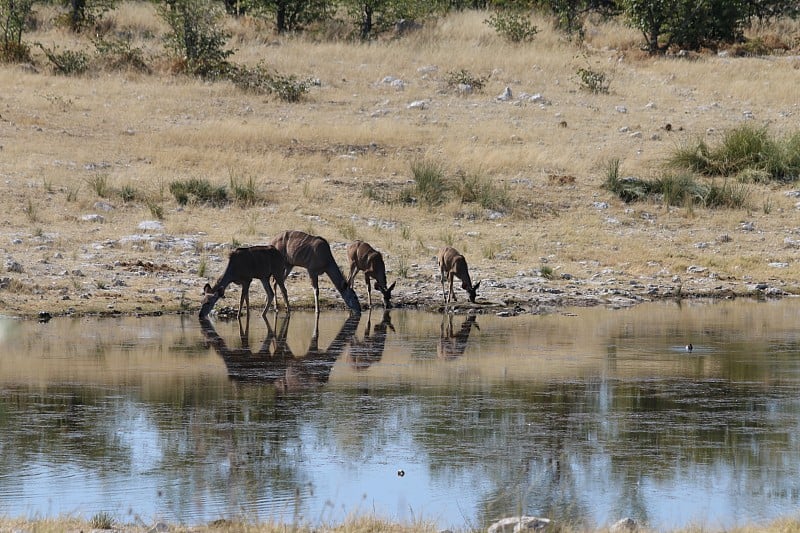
438,246,481,304
270,230,361,314
346,240,396,308
199,245,290,319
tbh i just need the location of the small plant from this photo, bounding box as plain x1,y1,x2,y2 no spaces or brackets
198,255,207,277
455,170,511,212
268,74,310,102
66,186,80,202
158,0,233,78
230,173,260,207
482,241,500,260
85,175,109,198
118,184,137,202
23,197,37,222
400,225,410,240
396,255,409,278
577,67,609,94
0,0,34,62
411,159,448,207
445,69,487,92
539,265,554,279
147,201,164,220
484,11,538,43
90,512,114,529
36,43,90,75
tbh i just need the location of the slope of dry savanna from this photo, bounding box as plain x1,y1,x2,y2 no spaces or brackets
2,5,800,318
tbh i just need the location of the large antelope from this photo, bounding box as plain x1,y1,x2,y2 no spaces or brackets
346,240,396,308
438,246,481,304
270,230,361,314
199,245,290,319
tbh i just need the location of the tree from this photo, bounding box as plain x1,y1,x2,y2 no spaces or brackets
256,0,330,33
341,0,443,40
159,0,233,77
0,0,34,61
620,0,752,54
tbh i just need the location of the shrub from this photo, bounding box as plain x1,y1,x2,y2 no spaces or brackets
169,178,228,206
410,159,448,207
229,174,261,207
444,69,487,93
454,170,511,212
228,64,311,102
0,0,33,62
484,11,538,43
159,0,233,78
577,67,609,94
36,43,90,75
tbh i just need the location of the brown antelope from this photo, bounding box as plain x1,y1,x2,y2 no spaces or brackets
346,240,396,308
438,246,481,304
199,245,290,319
270,230,361,314
346,309,394,371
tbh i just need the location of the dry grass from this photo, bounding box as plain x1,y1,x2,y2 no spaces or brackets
1,6,800,316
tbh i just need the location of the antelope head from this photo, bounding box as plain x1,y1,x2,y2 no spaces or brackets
199,283,225,318
463,279,481,304
375,280,396,308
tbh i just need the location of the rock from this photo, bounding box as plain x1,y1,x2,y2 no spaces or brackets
610,517,638,532
93,201,115,211
5,259,23,273
497,87,513,101
487,516,550,533
138,220,165,232
81,214,105,223
407,100,427,110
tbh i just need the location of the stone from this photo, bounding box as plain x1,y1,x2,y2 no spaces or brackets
487,516,550,533
497,87,513,101
610,517,638,532
138,220,165,232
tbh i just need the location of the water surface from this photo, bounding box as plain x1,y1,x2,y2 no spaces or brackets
1,299,799,530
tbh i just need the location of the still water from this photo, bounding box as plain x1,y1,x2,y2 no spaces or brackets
1,299,799,530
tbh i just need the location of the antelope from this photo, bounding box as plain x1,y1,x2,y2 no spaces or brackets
346,309,394,371
199,245,290,319
270,230,361,314
346,240,396,308
437,246,481,304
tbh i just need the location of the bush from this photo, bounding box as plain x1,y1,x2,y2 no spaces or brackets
484,11,538,43
169,178,228,206
159,0,233,78
0,0,33,63
36,43,90,75
454,170,511,212
410,159,448,207
228,64,311,102
577,67,609,94
445,69,487,93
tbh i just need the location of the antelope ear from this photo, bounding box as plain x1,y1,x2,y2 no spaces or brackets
387,281,396,291
473,280,481,291
203,283,213,294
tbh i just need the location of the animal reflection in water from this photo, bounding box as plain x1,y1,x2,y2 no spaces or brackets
199,310,394,388
438,313,479,360
345,309,394,371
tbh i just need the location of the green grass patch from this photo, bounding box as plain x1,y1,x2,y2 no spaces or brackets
169,178,228,207
669,125,800,182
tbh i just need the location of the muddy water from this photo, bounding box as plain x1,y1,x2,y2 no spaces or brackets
1,299,799,530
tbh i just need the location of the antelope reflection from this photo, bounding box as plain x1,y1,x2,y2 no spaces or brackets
438,313,479,360
199,313,360,390
345,309,394,371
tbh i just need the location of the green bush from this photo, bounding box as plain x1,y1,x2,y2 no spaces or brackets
484,11,538,43
445,69,487,92
159,0,233,78
577,67,609,94
36,43,90,75
0,0,33,62
169,178,228,206
410,159,448,207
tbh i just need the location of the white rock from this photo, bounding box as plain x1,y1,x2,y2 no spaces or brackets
138,220,165,232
